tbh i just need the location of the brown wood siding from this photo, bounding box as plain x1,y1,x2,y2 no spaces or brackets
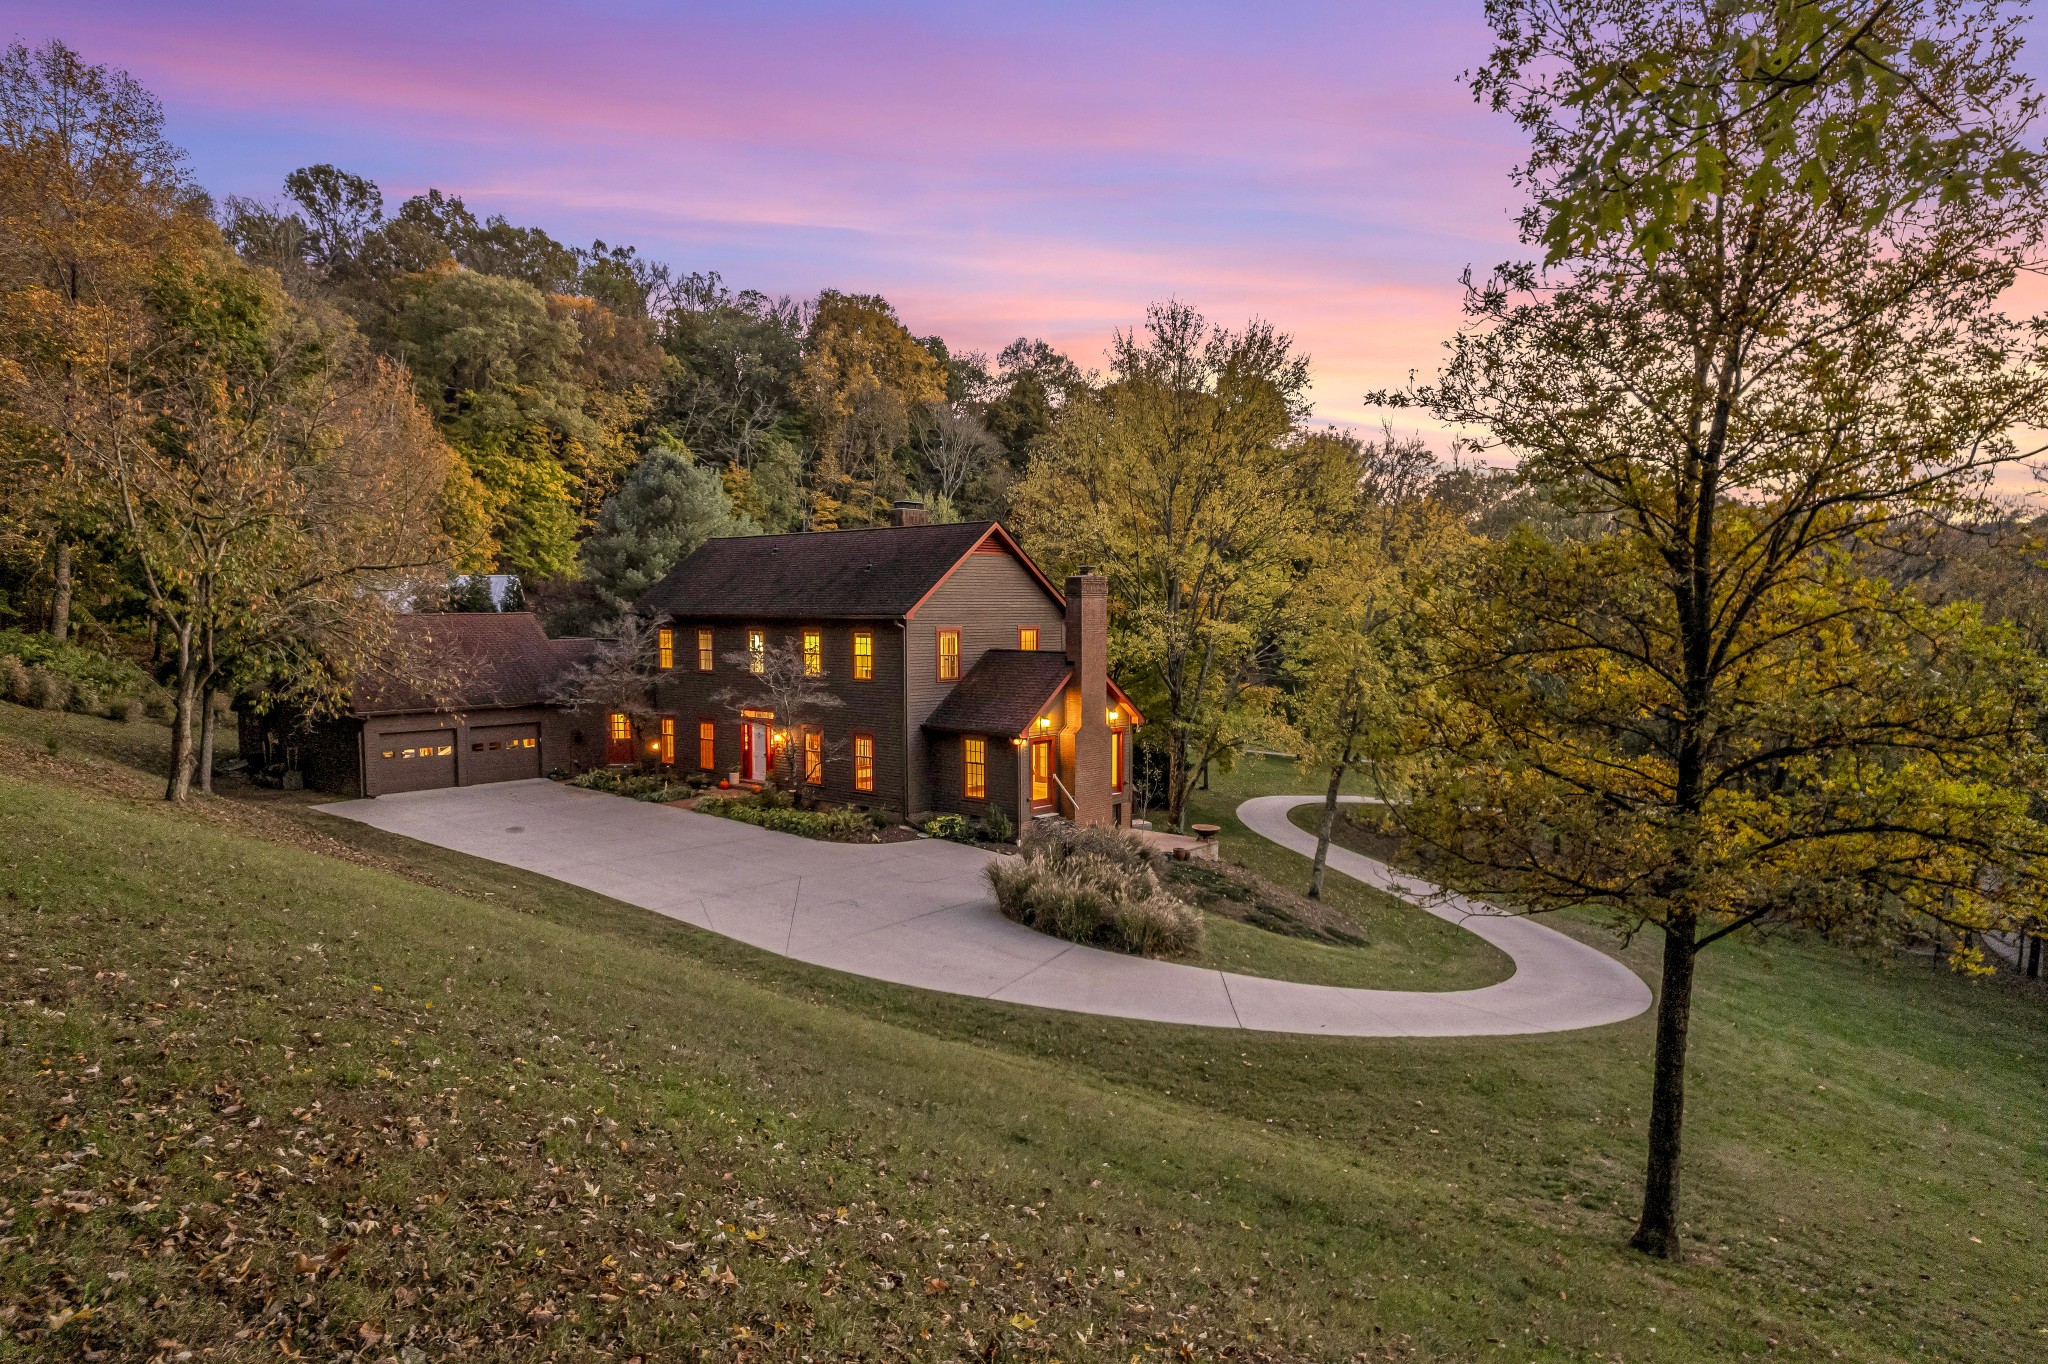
904,551,1066,815
928,734,1023,829
648,619,910,815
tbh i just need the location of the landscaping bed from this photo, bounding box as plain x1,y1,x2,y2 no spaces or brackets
691,789,904,843
1164,856,1366,946
987,820,1202,957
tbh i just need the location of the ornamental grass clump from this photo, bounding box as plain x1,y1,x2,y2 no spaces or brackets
986,820,1202,958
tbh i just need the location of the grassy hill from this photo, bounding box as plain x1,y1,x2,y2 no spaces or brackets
2,704,2043,1361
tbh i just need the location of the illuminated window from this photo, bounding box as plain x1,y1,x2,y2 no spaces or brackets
937,628,961,681
1030,739,1052,806
698,719,716,770
1110,728,1124,792
804,728,824,785
401,748,417,759
657,626,674,670
659,716,676,764
853,630,873,680
803,628,823,676
964,737,986,799
438,744,452,756
609,713,631,741
854,733,874,792
1018,626,1039,651
380,749,394,760
747,628,765,674
697,628,714,671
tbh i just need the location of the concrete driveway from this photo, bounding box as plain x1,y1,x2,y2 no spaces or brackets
320,781,1650,1037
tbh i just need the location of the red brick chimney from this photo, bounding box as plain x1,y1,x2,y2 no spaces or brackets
1062,571,1112,827
890,500,929,527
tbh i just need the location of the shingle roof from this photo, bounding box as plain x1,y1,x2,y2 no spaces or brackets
922,650,1073,736
633,521,1023,621
353,612,578,716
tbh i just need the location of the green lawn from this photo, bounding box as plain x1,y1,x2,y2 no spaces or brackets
1176,755,1513,991
3,705,2045,1361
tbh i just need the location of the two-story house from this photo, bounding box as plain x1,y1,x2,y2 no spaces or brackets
632,503,1143,831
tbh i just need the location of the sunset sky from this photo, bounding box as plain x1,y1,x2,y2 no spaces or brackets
15,1,2048,451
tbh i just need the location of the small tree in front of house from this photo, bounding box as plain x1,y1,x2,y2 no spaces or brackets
714,640,845,800
549,615,662,745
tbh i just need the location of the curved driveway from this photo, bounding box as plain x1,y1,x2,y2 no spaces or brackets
323,781,1649,1037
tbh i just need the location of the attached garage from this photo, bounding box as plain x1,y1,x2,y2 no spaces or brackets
240,612,605,798
464,722,542,785
368,728,457,795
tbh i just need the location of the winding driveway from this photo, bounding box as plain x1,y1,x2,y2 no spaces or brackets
322,782,1650,1037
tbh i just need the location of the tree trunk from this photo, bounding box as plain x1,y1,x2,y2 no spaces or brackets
1308,759,1346,900
166,663,198,802
1631,913,1699,1260
49,541,73,642
2028,934,2041,980
1166,729,1191,834
197,686,217,795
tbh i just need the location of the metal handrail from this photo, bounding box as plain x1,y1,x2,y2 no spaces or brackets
1052,771,1078,816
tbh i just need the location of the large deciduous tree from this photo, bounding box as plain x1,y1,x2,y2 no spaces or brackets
798,290,947,525
1287,430,1469,899
97,243,451,799
1014,301,1328,831
1380,0,2048,1260
0,39,200,641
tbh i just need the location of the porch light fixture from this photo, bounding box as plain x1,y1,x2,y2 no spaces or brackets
1012,737,1026,748
1036,715,1052,731
1106,707,1120,724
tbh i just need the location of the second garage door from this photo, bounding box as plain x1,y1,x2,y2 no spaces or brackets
369,729,456,795
465,722,542,785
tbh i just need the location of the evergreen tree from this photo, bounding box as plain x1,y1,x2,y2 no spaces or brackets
579,444,757,621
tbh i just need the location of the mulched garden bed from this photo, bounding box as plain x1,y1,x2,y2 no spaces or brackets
1163,856,1367,947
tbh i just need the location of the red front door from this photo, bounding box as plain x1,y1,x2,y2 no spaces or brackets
605,712,633,764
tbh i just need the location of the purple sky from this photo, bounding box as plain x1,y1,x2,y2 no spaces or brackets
13,2,2048,454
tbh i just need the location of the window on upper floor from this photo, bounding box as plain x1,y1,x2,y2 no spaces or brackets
747,628,766,674
803,628,823,676
1018,626,1039,651
937,628,961,681
697,628,714,671
657,626,674,670
853,629,873,680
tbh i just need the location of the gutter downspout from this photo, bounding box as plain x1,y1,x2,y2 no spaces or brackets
897,619,912,824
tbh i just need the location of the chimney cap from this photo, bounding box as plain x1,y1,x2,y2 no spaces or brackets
890,499,929,527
